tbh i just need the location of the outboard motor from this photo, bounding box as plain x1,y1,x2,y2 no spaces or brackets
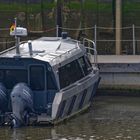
0,83,8,112
11,83,33,128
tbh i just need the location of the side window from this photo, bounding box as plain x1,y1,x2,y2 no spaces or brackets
0,70,4,81
0,69,28,89
85,56,92,68
78,56,92,76
59,60,84,89
30,66,45,90
47,71,57,90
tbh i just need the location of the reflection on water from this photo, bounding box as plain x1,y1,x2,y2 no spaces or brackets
0,96,140,140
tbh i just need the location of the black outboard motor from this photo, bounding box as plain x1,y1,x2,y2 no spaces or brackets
0,83,8,112
11,83,33,128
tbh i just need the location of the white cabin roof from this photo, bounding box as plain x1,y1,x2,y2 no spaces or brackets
0,37,85,66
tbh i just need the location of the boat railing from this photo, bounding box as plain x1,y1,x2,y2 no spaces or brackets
82,38,97,66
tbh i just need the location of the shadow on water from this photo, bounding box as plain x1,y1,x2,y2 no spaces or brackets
0,96,140,140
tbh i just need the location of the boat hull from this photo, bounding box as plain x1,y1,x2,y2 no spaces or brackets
50,71,100,124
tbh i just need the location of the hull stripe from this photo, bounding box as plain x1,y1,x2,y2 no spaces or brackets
89,77,101,102
67,95,77,115
57,100,66,119
78,89,87,109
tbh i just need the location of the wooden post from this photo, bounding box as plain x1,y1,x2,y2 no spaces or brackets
132,24,136,55
115,0,122,55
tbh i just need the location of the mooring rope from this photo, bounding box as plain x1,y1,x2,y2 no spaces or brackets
1,25,140,32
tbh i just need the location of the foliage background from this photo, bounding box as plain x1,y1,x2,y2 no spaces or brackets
0,0,140,54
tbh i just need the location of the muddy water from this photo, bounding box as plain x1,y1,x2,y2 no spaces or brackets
0,96,140,140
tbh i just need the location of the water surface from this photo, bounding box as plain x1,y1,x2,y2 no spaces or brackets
0,96,140,140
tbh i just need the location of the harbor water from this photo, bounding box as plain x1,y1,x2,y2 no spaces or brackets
0,95,140,140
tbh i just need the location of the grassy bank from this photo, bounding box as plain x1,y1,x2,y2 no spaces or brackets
0,1,140,13
0,2,56,12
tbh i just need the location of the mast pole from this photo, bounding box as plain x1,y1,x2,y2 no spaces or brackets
15,18,20,56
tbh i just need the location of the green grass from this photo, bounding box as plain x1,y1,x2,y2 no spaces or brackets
0,2,56,12
0,1,113,12
0,1,140,13
67,1,112,11
124,2,140,12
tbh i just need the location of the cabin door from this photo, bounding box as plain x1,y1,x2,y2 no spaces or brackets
29,65,47,112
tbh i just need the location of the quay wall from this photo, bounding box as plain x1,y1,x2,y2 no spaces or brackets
91,55,140,95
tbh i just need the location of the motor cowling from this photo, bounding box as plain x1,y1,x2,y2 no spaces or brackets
0,83,8,112
11,83,33,128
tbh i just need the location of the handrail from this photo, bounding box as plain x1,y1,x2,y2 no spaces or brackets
82,38,97,66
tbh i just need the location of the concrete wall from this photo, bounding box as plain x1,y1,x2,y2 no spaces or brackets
99,63,140,90
90,55,140,94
